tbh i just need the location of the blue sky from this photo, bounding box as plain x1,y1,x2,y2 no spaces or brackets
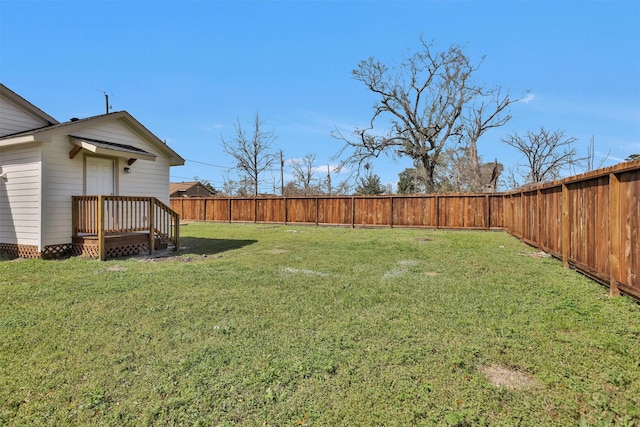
1,0,639,193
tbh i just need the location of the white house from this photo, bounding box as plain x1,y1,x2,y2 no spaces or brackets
0,84,184,259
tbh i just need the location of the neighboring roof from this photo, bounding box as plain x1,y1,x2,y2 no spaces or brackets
0,110,184,166
170,181,205,193
170,181,217,196
171,181,199,192
0,83,59,126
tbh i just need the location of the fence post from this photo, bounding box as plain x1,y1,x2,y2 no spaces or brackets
351,196,355,228
485,194,490,230
520,190,525,242
389,196,394,228
609,173,621,297
203,197,207,222
435,195,440,229
537,189,543,249
254,198,258,223
561,184,570,268
283,196,288,225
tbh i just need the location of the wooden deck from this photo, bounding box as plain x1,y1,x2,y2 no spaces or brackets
72,196,179,260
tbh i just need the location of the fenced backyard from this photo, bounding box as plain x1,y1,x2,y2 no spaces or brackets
171,159,640,301
2,223,639,425
1,161,639,425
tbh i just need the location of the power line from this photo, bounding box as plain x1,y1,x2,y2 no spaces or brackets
171,174,226,184
183,158,231,169
184,158,297,173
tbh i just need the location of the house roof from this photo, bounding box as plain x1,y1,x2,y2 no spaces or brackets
0,110,184,166
0,83,59,126
70,136,157,162
170,181,203,193
169,181,217,197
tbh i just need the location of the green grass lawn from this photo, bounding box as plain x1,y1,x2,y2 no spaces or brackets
1,223,639,426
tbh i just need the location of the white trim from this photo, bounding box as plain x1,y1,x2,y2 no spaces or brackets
0,135,37,147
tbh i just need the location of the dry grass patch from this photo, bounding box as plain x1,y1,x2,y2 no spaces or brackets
267,249,287,254
481,365,538,391
281,267,328,276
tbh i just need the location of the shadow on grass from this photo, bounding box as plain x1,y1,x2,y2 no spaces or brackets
178,237,257,257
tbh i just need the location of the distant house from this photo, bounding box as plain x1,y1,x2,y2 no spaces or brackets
170,181,216,197
0,84,184,259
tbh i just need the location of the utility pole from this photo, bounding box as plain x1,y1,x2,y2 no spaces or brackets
280,150,284,196
327,165,332,195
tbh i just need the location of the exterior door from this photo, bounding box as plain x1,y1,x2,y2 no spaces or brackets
86,157,115,195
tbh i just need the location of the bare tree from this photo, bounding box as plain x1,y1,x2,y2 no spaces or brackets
333,38,517,192
502,127,582,184
459,88,516,190
290,153,318,195
436,146,503,193
333,180,352,195
585,135,609,172
221,113,277,196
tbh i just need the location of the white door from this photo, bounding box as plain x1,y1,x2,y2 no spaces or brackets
86,157,115,195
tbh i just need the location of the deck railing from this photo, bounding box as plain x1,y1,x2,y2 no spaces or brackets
72,195,180,259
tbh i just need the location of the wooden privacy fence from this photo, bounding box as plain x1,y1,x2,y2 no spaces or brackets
170,194,505,229
503,160,639,301
170,159,639,301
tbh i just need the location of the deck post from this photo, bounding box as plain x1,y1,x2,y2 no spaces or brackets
71,196,79,238
148,198,155,256
173,212,180,251
97,196,106,261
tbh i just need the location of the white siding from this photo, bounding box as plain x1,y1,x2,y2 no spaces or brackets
1,117,175,250
0,95,50,137
0,144,42,247
41,135,84,247
73,121,171,204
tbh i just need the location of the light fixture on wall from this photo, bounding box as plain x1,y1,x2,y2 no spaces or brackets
124,167,131,174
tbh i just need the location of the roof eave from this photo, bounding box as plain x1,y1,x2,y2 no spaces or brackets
0,135,38,148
